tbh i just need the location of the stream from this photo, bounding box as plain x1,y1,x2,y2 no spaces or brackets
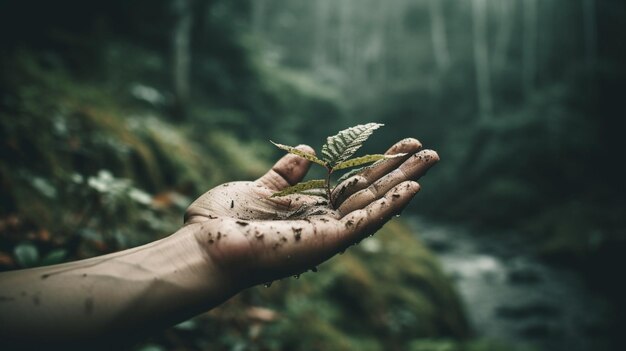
407,217,613,351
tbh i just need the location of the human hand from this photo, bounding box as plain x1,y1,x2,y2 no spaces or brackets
184,138,439,289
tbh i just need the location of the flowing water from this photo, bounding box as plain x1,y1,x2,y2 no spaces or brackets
408,217,612,351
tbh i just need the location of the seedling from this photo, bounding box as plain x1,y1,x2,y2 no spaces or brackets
270,123,403,209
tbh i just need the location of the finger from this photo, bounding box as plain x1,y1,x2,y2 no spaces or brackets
256,144,315,191
339,181,420,243
246,182,420,268
332,138,421,206
337,150,438,215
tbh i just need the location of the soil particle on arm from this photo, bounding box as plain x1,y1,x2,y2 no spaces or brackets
293,227,303,240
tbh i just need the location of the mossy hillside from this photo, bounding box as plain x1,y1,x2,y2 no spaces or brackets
0,56,270,262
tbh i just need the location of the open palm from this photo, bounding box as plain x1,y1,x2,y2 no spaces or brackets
184,139,438,287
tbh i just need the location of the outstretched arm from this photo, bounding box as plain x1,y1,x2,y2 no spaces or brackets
0,227,226,348
0,138,438,348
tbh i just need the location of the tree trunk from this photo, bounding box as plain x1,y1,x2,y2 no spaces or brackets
428,0,451,72
522,0,537,98
582,0,597,69
493,0,514,74
472,0,493,119
171,0,194,120
251,0,267,35
313,0,330,69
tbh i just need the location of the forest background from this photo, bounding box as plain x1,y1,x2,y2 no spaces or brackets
1,0,624,350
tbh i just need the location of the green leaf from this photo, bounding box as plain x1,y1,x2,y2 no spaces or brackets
321,123,384,167
271,179,326,197
174,319,198,331
334,154,386,171
135,345,166,351
270,141,326,166
41,249,67,266
14,243,40,268
296,189,328,198
336,166,368,184
335,153,407,181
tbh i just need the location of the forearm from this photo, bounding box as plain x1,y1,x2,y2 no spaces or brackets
0,224,233,348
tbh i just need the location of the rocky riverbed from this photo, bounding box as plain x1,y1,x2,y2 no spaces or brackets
408,217,613,351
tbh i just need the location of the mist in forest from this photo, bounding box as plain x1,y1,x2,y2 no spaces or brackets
1,0,625,350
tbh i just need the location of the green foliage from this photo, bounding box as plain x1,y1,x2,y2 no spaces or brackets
335,160,385,184
13,243,39,268
270,141,326,166
408,338,535,351
40,249,68,266
0,51,271,268
321,123,384,167
333,154,388,171
271,123,395,206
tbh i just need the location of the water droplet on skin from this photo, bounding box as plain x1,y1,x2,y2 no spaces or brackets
264,282,273,288
395,214,401,218
293,274,300,280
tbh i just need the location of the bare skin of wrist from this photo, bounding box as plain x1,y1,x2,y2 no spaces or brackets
0,138,438,348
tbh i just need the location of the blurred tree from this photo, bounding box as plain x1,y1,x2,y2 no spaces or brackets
472,0,493,119
251,0,267,35
522,0,537,97
171,0,195,120
428,0,451,73
492,0,514,75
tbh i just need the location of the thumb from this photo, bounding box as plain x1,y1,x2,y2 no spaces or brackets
256,144,315,191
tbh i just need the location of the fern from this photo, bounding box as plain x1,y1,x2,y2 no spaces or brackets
270,123,398,209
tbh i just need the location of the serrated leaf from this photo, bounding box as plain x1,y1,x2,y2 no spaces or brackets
321,123,383,167
336,165,373,184
334,154,387,171
271,179,326,197
334,153,407,180
270,141,326,166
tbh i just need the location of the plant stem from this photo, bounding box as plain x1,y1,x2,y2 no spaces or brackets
325,168,333,209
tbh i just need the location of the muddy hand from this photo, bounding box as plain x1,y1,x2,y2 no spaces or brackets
184,140,438,288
